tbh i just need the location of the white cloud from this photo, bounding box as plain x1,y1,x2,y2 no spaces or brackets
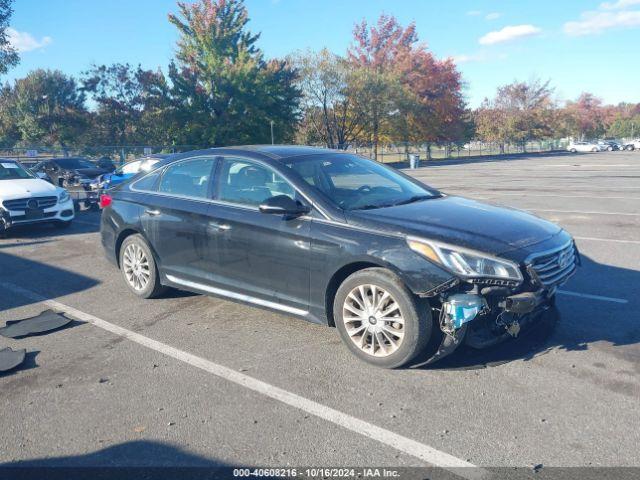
485,12,502,20
478,24,541,45
466,10,482,16
564,9,640,35
7,28,52,52
600,0,640,10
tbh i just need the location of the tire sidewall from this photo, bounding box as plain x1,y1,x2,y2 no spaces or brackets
333,268,431,368
119,234,160,298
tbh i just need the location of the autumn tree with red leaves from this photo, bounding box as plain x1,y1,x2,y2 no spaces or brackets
346,14,468,160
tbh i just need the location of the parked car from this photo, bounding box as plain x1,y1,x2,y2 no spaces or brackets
596,140,621,151
567,141,599,153
0,158,74,235
91,155,166,193
32,157,110,209
95,157,117,172
622,139,640,151
100,146,578,368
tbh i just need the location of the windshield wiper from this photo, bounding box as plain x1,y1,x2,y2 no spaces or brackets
393,195,436,206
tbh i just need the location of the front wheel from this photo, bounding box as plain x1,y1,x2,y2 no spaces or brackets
119,234,166,299
333,268,431,368
569,148,577,153
592,147,598,152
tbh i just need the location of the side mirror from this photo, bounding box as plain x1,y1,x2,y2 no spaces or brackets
259,195,310,216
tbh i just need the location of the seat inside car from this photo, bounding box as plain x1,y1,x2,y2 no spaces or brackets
223,165,272,204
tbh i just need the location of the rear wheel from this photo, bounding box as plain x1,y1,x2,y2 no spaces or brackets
334,268,431,368
119,234,166,299
591,147,598,152
569,148,577,153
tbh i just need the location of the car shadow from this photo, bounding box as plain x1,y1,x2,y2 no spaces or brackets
0,440,231,479
1,211,100,240
0,251,100,313
414,253,640,370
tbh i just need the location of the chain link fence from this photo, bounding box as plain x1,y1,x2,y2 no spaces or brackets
1,140,572,167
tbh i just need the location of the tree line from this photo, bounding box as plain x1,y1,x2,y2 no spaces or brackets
0,0,638,157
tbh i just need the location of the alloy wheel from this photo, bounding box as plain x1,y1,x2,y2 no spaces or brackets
342,284,404,357
123,243,151,291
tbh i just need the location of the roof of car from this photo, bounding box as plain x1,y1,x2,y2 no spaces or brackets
155,145,347,167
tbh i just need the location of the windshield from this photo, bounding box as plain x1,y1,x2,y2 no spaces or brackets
56,158,95,169
284,154,439,210
0,161,35,180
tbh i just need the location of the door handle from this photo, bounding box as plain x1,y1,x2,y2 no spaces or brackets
208,221,231,232
145,209,161,216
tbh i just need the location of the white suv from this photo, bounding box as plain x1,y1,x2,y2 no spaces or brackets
567,141,599,153
0,159,74,235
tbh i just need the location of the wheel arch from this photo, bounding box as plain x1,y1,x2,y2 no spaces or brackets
324,260,405,327
114,228,160,270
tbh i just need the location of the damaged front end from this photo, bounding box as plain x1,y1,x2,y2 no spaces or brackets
409,237,579,364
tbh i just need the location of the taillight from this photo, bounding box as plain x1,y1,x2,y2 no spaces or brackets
99,194,112,209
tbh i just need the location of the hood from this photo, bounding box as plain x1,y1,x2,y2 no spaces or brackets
73,168,109,178
0,178,59,200
345,195,561,256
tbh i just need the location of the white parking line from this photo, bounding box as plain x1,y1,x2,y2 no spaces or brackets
0,282,484,479
557,290,628,304
453,192,639,200
530,209,640,216
574,236,640,245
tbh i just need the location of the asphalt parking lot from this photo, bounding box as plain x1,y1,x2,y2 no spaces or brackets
1,150,639,475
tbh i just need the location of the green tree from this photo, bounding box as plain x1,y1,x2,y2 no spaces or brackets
0,0,19,75
167,0,300,145
0,69,87,147
290,48,365,149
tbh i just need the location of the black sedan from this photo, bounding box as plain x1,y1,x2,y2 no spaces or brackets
100,146,578,368
33,157,112,209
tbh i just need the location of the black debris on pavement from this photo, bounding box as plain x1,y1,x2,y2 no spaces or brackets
0,310,74,339
0,347,26,373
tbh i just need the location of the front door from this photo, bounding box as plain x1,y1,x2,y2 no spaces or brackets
206,157,312,313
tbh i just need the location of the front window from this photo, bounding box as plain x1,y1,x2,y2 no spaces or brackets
217,158,296,207
0,161,35,180
284,154,439,210
55,158,95,170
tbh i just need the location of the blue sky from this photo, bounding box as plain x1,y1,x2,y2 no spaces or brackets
4,0,640,107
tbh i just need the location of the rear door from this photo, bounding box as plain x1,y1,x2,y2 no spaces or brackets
140,156,219,283
206,156,312,312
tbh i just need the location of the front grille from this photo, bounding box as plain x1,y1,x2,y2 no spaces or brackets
528,241,577,289
2,196,58,211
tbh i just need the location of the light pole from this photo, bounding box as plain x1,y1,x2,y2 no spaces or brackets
270,120,275,145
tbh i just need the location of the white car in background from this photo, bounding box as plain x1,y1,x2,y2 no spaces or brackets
622,139,640,151
0,159,74,235
567,141,599,153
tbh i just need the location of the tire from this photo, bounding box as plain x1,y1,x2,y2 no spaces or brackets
333,268,432,368
53,220,72,229
119,234,166,299
569,148,577,153
591,147,598,152
607,146,613,151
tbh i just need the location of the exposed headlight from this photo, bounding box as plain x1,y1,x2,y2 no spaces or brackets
407,237,523,282
58,190,71,204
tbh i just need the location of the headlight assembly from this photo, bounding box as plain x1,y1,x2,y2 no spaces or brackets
407,236,523,282
58,190,71,204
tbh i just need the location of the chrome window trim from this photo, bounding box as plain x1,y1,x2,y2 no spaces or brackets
130,155,331,220
166,274,308,316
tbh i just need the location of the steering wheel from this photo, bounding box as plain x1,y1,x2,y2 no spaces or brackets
356,185,372,193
